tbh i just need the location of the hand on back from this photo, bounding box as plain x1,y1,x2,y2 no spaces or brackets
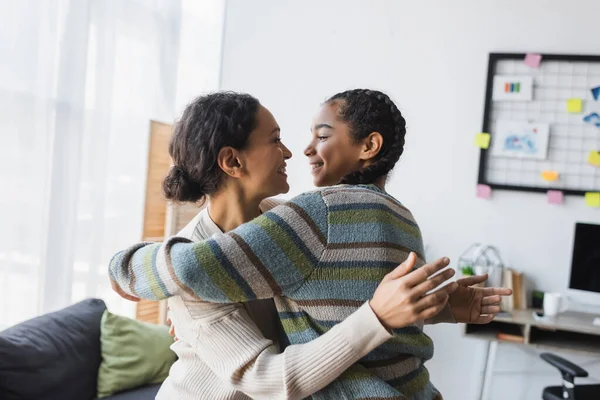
370,252,457,330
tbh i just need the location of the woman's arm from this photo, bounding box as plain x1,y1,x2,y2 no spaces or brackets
109,192,328,301
192,302,391,400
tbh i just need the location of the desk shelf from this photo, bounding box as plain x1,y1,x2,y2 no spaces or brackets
529,326,600,354
464,309,600,355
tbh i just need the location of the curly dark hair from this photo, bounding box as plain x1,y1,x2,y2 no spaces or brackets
326,89,407,185
162,92,260,203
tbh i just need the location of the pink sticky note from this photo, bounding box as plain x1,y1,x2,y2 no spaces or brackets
547,190,564,205
476,184,492,199
524,53,542,68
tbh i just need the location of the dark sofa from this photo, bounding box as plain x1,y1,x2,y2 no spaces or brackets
0,298,161,400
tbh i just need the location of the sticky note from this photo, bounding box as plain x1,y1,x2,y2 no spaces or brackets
476,184,492,199
585,192,600,207
592,86,600,101
547,190,564,205
524,53,542,68
567,98,583,113
475,133,491,149
589,150,600,167
541,171,559,181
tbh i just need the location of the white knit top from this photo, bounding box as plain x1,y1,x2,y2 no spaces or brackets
156,198,393,400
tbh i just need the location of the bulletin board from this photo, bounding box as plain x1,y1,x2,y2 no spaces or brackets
477,53,600,196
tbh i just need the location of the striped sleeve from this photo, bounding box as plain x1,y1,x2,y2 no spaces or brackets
108,191,329,301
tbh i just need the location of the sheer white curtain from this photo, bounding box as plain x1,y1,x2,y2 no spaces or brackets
0,0,223,328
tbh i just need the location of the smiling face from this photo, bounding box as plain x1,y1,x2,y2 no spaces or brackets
238,105,292,198
304,102,365,187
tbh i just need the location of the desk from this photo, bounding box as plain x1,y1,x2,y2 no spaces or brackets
464,309,600,400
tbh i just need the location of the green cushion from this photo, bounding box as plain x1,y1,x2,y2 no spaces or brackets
97,310,176,398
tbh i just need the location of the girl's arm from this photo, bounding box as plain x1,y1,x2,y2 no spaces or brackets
425,303,456,324
109,192,328,301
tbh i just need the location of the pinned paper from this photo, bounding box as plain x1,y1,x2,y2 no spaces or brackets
475,133,491,149
567,98,583,113
476,184,492,199
588,150,600,167
524,53,542,68
585,192,600,208
492,76,533,101
491,121,550,160
583,112,600,127
541,171,559,181
592,86,600,101
547,190,564,205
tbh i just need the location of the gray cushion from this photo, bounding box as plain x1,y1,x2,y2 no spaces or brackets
0,298,107,400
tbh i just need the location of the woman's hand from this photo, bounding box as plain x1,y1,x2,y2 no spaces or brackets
369,252,457,330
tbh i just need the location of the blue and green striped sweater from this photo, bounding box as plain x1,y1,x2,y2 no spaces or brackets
109,184,441,400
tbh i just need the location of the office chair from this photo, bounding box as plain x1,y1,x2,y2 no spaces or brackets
541,352,600,400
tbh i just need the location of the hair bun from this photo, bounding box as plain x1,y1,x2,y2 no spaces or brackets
162,165,205,203
172,166,189,181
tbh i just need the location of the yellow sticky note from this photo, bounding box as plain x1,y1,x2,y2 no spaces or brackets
541,171,559,181
585,192,600,208
588,150,600,167
567,98,583,113
475,133,491,149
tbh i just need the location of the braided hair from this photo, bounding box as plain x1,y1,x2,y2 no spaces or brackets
326,89,406,185
162,91,260,203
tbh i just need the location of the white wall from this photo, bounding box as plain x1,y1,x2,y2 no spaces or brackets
173,0,225,114
219,1,600,399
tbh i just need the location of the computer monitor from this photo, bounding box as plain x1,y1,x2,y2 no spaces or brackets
567,222,600,310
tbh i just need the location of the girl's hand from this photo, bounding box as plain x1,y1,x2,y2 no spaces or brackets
110,278,140,302
166,306,178,342
370,253,458,330
448,274,512,324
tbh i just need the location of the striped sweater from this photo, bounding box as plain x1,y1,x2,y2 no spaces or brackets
110,184,441,400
